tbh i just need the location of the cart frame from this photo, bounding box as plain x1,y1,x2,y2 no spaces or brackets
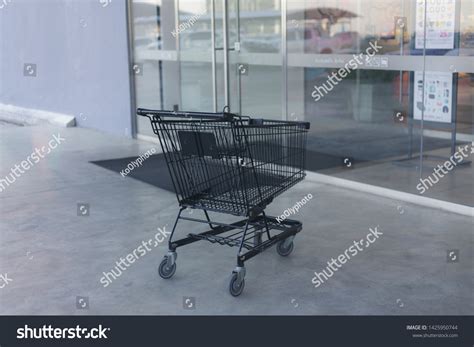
138,108,309,296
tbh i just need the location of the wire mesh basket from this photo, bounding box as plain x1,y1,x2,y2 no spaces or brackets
139,109,309,216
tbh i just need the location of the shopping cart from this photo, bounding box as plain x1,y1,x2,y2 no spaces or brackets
137,108,310,296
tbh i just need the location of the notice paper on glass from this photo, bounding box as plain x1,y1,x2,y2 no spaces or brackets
414,71,453,123
415,0,456,49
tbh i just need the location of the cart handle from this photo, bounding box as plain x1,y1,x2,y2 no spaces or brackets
137,108,236,121
249,118,310,130
137,108,310,129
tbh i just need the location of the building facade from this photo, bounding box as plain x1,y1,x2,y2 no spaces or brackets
1,0,473,208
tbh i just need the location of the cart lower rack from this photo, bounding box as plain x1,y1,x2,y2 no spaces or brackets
138,108,310,296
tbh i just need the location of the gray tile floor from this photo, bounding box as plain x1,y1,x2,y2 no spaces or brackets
0,125,472,315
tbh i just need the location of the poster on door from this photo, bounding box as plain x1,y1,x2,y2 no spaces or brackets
413,71,453,123
415,0,456,49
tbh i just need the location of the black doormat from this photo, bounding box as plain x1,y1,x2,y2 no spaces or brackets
91,154,175,192
91,151,344,192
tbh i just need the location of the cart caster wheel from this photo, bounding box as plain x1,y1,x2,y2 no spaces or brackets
276,239,294,257
158,257,176,279
229,273,245,297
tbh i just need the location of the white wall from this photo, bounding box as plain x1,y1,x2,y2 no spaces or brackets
0,0,133,136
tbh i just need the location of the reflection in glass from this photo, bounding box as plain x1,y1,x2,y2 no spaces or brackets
287,0,472,206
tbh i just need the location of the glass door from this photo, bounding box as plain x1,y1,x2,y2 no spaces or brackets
178,0,283,118
178,0,215,112
226,0,284,119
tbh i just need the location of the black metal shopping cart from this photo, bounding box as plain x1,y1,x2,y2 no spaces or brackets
138,108,310,296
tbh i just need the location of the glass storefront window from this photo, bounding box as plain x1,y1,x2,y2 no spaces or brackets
130,0,473,206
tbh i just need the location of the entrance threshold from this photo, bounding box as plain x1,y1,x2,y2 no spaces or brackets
308,172,473,217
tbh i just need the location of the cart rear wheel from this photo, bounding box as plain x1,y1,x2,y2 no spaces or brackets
229,273,245,297
276,239,294,257
158,257,176,279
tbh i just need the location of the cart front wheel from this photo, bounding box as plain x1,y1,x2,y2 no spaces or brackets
229,273,245,297
158,257,176,279
277,239,294,257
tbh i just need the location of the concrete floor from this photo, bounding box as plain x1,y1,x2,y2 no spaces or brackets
0,125,472,315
